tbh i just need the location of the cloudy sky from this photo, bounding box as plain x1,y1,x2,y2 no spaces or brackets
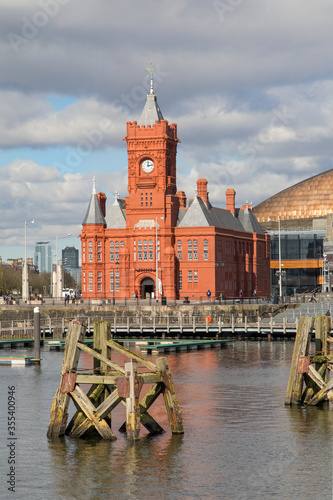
1,0,333,262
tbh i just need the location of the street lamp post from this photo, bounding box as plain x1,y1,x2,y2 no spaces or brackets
155,217,164,302
54,233,71,300
23,219,35,302
278,217,282,300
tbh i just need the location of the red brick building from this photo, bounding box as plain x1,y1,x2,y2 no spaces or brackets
80,77,270,300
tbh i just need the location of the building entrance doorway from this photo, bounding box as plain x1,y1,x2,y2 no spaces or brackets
140,277,155,299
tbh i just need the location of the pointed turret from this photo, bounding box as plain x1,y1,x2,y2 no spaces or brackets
138,65,164,126
82,177,106,225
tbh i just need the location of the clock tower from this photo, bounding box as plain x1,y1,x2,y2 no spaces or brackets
124,73,180,230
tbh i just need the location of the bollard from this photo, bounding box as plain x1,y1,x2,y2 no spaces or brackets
33,306,41,363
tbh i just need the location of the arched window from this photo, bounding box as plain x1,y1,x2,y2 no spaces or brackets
188,239,192,260
149,240,153,260
177,240,182,261
204,239,208,260
110,241,114,261
193,239,198,260
88,241,93,261
138,240,142,261
143,240,148,260
97,241,102,261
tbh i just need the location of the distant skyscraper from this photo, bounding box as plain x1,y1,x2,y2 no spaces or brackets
34,242,52,273
62,246,79,269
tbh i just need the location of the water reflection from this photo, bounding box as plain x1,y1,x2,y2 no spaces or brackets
0,342,332,499
48,433,185,499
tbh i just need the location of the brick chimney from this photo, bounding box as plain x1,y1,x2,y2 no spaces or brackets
196,178,209,207
177,190,187,208
226,188,236,215
97,192,107,217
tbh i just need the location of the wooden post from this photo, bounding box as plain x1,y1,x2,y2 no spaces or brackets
125,360,142,440
156,357,184,434
285,316,314,405
47,321,85,438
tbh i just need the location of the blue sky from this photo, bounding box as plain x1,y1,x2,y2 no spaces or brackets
1,0,333,262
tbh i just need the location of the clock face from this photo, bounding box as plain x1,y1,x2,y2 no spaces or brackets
142,159,154,173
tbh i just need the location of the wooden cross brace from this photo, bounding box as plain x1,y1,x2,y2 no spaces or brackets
48,321,184,440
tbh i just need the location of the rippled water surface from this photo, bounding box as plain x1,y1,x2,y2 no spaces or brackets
0,341,332,499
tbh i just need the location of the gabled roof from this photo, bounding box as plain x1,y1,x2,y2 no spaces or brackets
82,178,106,225
105,195,126,229
177,197,211,227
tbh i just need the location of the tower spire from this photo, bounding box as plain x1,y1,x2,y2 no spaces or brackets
139,63,164,126
82,177,106,225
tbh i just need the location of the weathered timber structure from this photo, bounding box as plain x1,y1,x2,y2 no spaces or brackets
285,315,333,405
47,320,184,440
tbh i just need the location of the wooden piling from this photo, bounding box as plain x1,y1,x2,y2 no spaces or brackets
124,360,142,440
156,357,184,434
285,316,314,405
48,320,184,440
47,321,85,438
285,315,333,407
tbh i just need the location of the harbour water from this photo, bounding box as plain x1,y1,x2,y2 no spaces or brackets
0,341,332,499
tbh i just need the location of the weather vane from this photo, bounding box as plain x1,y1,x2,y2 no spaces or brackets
146,63,154,94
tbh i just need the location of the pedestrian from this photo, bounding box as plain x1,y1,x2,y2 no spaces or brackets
239,289,243,304
311,291,317,303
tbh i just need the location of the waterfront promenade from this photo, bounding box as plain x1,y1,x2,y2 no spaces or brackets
0,298,331,340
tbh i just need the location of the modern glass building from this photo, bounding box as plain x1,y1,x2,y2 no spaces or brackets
269,230,325,294
34,242,52,273
62,246,79,269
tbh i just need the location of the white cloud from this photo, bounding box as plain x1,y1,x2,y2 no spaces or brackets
2,0,333,257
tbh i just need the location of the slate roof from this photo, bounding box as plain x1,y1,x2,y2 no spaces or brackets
177,196,264,233
138,93,164,126
105,197,126,228
237,207,264,233
82,179,106,225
